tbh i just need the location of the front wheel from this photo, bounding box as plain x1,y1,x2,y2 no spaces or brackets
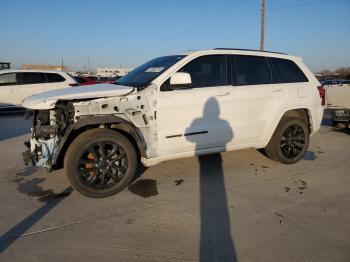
265,117,310,164
64,129,137,198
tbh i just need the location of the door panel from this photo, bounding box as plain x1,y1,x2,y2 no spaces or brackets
156,55,234,155
231,55,285,144
157,86,233,155
0,86,18,107
0,73,20,107
14,73,48,103
232,84,285,144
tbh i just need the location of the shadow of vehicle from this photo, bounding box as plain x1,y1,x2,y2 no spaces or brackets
186,97,237,262
332,126,350,135
0,167,72,253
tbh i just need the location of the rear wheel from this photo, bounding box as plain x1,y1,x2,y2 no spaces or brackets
265,117,310,164
64,129,137,198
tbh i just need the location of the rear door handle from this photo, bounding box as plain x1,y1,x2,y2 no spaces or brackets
272,88,282,93
215,91,230,97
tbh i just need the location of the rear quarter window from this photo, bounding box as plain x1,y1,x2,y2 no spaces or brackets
46,73,65,83
270,58,308,83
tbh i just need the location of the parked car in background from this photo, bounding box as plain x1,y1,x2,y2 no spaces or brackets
338,79,350,86
0,70,78,109
325,82,350,128
74,76,98,86
22,48,323,198
85,76,100,82
99,76,122,84
322,79,350,87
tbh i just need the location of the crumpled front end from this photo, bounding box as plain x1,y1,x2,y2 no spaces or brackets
22,104,74,169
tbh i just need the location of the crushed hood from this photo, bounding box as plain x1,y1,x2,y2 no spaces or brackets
21,84,134,110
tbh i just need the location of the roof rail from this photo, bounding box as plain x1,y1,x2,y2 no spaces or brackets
213,48,287,55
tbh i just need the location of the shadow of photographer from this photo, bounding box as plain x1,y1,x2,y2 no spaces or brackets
186,97,237,261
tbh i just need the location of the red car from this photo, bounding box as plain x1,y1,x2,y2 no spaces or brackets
74,76,98,86
99,76,122,84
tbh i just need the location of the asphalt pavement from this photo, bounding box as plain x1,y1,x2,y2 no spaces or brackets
0,112,349,262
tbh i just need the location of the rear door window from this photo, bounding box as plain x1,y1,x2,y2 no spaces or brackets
232,55,273,86
22,73,46,84
46,73,65,83
0,73,17,86
270,58,308,83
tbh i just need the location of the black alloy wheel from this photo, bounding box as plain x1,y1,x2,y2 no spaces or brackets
280,124,306,159
264,117,310,164
64,129,137,198
76,141,128,190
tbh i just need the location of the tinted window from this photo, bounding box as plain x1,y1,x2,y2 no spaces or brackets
46,73,65,83
117,55,185,87
233,55,272,85
270,58,308,83
0,73,17,86
75,77,87,83
22,73,46,84
180,55,227,88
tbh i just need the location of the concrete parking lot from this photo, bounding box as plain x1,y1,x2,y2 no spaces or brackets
0,112,349,262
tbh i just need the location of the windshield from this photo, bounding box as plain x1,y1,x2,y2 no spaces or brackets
116,55,185,88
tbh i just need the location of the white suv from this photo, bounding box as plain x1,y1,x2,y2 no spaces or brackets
0,69,77,109
22,49,324,197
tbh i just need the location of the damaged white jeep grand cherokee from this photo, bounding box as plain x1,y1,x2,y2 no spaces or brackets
22,49,324,197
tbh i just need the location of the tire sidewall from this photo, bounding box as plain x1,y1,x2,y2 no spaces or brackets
64,129,137,198
274,118,310,164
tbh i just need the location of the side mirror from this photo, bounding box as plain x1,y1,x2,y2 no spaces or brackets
169,72,192,90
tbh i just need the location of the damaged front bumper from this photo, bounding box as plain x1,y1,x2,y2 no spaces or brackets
22,137,58,169
22,109,62,169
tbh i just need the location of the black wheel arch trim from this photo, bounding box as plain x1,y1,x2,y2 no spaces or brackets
51,115,147,169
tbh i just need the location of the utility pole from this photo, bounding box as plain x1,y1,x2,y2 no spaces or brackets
260,0,265,51
61,58,64,70
87,56,90,74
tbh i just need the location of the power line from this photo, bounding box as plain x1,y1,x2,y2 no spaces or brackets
168,1,244,40
268,0,344,10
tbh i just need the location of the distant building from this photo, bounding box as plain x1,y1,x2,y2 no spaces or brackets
0,62,11,70
21,64,69,71
97,67,132,77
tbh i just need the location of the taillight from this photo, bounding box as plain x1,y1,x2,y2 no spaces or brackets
69,83,79,87
317,85,325,105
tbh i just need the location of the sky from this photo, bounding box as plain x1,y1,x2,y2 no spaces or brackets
1,0,349,72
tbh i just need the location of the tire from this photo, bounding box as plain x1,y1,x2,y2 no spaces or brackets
64,128,138,198
265,117,310,164
334,122,347,129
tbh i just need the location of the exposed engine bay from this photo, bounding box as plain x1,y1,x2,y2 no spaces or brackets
22,88,155,170
22,102,75,168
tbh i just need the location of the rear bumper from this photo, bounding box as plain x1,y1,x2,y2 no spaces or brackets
331,109,350,122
